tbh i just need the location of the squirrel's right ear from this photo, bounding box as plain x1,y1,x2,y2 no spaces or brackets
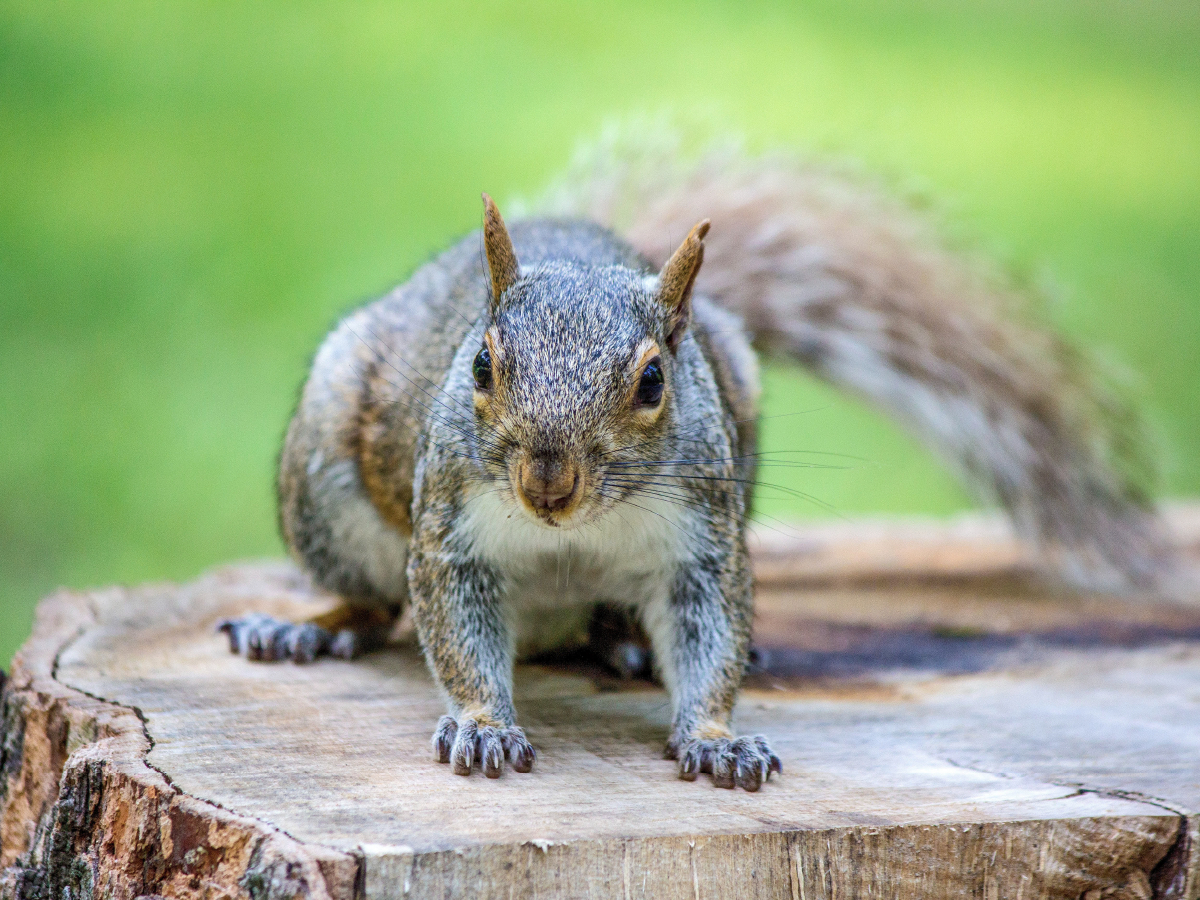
655,219,710,351
482,193,520,310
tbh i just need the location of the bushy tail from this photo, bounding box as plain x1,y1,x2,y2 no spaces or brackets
527,122,1172,591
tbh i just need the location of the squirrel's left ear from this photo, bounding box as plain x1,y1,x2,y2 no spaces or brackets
482,193,520,311
655,219,710,351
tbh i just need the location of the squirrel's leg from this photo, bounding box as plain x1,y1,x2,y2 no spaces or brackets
646,560,782,791
407,546,535,778
218,602,399,664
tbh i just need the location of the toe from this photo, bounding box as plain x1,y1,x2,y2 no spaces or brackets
753,735,782,776
663,735,682,761
245,622,271,661
287,623,330,664
735,756,763,791
220,615,297,662
479,727,505,778
678,742,703,781
255,621,292,661
432,716,457,764
711,746,736,789
505,729,535,773
216,619,241,653
451,720,478,775
329,629,359,660
732,739,765,792
699,741,724,775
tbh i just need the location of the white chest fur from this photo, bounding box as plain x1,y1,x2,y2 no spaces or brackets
457,486,695,657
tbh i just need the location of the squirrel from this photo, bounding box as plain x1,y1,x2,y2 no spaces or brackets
219,129,1170,791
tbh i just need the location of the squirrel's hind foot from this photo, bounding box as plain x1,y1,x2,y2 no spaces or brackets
669,734,781,791
217,612,374,663
433,715,536,778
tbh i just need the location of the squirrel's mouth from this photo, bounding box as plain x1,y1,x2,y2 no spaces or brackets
516,498,591,529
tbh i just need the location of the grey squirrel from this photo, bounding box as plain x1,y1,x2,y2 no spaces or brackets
219,134,1169,791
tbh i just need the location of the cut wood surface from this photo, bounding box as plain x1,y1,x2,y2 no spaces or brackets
3,508,1200,899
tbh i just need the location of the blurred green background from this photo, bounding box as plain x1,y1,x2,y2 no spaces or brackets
2,0,1198,665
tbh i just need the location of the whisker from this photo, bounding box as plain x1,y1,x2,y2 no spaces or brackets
601,492,699,537
606,456,853,471
603,471,845,519
605,407,833,458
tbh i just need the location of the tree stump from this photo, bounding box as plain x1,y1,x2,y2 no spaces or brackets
3,509,1200,900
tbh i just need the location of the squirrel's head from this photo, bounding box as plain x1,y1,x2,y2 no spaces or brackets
470,194,708,529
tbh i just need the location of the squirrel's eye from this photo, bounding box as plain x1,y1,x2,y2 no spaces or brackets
473,346,493,391
635,358,664,407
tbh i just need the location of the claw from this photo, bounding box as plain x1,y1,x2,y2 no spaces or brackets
673,733,780,790
218,614,277,655
216,613,368,664
434,718,535,777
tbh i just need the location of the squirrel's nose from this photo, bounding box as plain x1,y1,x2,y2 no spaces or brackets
520,463,580,513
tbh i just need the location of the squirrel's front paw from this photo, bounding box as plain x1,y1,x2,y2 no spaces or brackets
432,715,536,778
668,734,781,791
217,613,360,664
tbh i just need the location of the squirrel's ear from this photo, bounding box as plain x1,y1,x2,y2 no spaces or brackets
655,219,709,351
482,193,520,310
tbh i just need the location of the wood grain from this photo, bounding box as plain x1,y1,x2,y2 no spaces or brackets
3,509,1200,899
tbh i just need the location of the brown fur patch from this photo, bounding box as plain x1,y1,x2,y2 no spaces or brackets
357,365,414,537
309,603,394,632
458,705,506,729
693,719,734,741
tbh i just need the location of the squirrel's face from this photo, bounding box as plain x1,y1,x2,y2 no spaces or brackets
472,195,709,529
471,264,675,529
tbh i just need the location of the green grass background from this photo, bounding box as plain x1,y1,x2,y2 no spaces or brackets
2,0,1198,665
